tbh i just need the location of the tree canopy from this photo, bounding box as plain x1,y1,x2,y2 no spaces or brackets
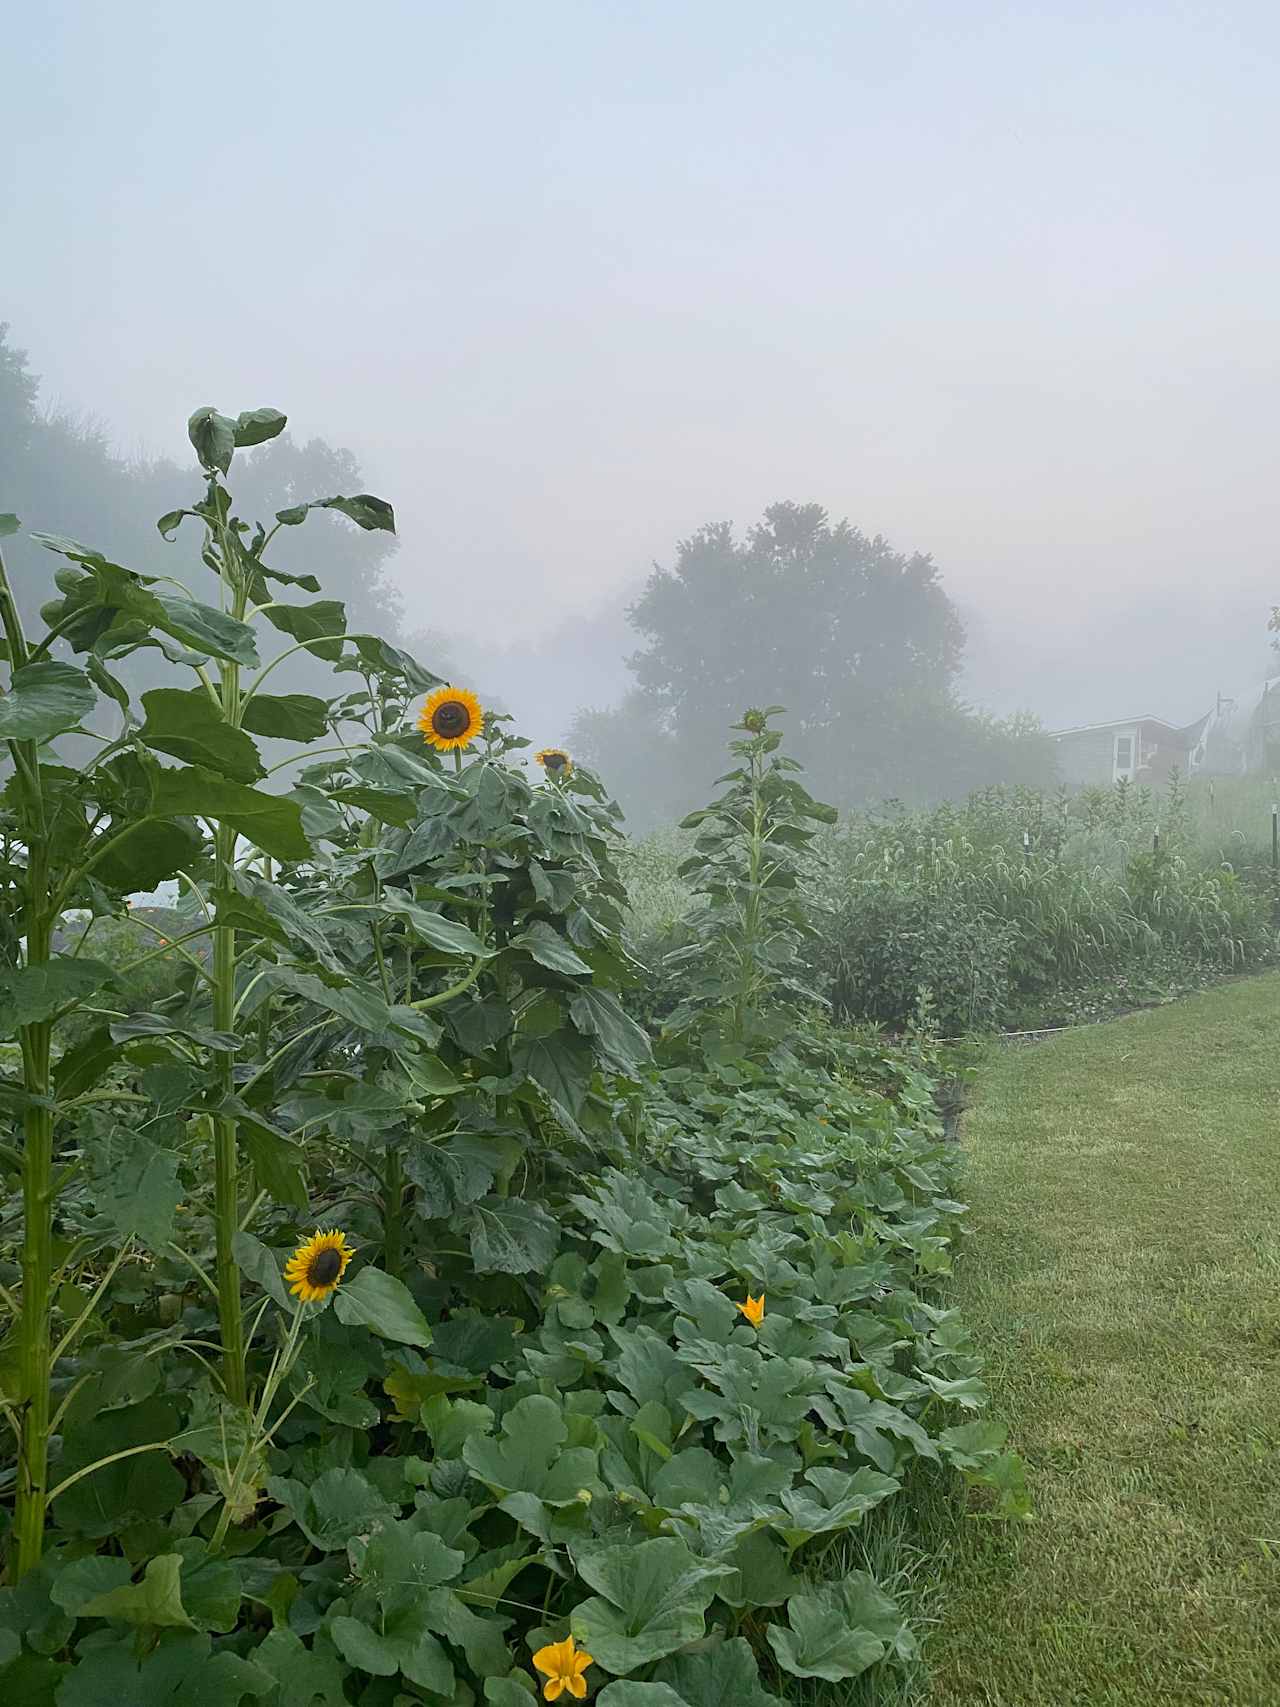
573,501,1053,825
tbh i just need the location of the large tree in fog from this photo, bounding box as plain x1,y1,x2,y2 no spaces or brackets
573,501,1053,824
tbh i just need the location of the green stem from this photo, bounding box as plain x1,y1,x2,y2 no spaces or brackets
47,1442,173,1504
2,541,55,1579
210,1299,307,1552
211,826,247,1407
51,1241,131,1364
210,501,249,1408
383,1145,406,1278
410,955,486,1011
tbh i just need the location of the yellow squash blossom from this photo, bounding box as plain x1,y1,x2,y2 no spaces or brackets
284,1229,354,1302
737,1292,765,1327
533,1635,594,1701
417,685,484,752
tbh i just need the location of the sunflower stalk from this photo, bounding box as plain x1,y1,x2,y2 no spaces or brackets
1,537,57,1578
209,1296,310,1553
210,489,250,1408
382,1146,406,1279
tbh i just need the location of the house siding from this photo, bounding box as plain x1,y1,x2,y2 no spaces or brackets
1055,727,1134,786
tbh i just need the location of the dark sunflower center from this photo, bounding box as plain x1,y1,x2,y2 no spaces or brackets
431,699,471,738
544,752,567,771
306,1247,343,1287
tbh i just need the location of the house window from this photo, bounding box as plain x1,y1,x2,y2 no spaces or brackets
1114,733,1134,779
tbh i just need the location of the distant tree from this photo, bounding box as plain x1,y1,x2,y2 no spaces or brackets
575,501,1055,825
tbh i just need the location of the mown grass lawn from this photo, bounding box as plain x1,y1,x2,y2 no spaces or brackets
928,976,1280,1706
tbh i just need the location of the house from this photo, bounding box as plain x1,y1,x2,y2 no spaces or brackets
1194,679,1280,775
1049,713,1211,788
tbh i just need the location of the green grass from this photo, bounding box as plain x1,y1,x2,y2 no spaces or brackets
927,975,1280,1706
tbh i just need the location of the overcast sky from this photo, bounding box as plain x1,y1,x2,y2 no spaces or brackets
7,1,1280,726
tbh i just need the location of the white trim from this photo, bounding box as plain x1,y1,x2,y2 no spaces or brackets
1050,716,1178,740
1112,730,1136,781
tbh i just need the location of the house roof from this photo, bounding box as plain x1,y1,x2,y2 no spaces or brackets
1049,715,1184,740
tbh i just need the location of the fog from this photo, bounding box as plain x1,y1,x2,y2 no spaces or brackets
6,1,1280,802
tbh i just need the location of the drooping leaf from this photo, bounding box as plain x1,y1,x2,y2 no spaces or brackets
429,1313,517,1374
80,1554,193,1629
234,407,287,447
232,1231,293,1309
0,957,116,1035
91,817,205,895
332,1265,433,1347
151,767,310,862
508,1031,593,1115
469,1196,560,1275
110,1012,239,1050
264,965,438,1046
316,493,396,533
152,593,260,667
213,875,344,971
86,1126,183,1251
137,688,264,782
238,692,330,742
173,1542,241,1633
380,891,491,958
569,987,652,1072
260,599,347,661
49,1557,134,1616
0,661,96,742
513,921,592,976
238,1116,309,1210
188,407,238,474
404,1137,501,1216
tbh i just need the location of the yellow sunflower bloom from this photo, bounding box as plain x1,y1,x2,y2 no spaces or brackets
533,1635,594,1702
417,686,484,752
284,1229,355,1302
737,1292,765,1327
535,747,574,779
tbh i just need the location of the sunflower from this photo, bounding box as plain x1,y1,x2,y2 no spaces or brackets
535,747,573,778
284,1229,354,1303
417,686,484,752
